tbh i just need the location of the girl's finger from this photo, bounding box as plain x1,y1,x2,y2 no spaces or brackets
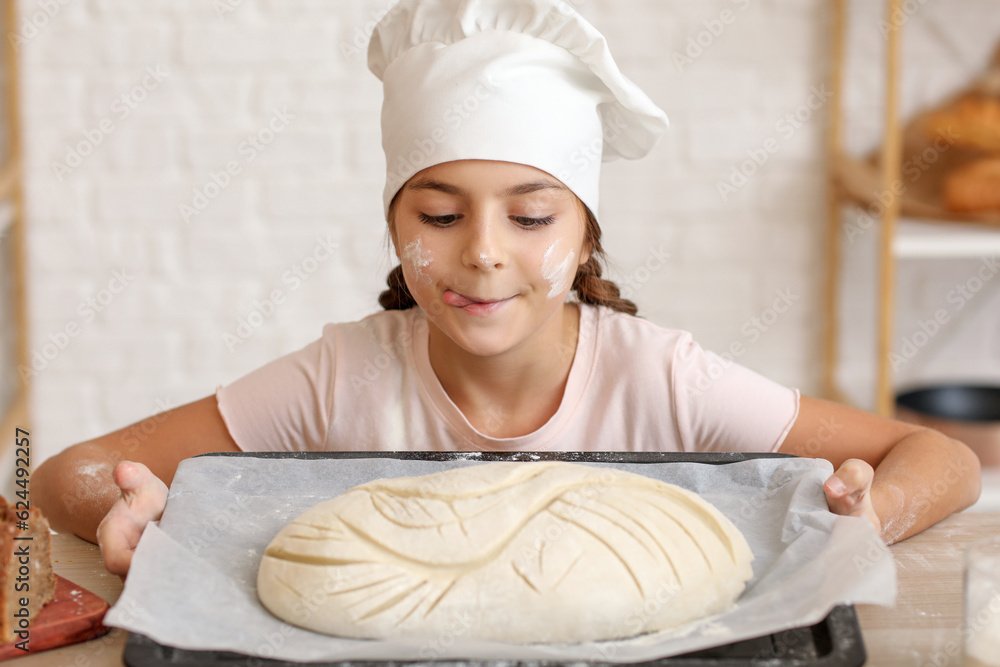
831,459,874,497
113,461,168,521
97,510,139,576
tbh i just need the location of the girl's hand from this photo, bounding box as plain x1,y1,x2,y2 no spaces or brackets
96,461,169,577
823,458,882,535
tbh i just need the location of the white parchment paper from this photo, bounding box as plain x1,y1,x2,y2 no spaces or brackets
104,454,896,662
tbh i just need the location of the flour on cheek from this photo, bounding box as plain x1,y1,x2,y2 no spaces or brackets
541,242,576,299
402,237,434,285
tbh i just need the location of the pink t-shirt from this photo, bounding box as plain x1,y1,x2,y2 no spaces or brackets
215,304,800,453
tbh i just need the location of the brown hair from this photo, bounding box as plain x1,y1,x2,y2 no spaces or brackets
378,192,638,316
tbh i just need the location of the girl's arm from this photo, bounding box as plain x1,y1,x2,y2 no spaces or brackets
778,395,981,544
32,395,241,573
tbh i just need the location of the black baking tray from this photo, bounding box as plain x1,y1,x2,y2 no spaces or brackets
122,451,867,667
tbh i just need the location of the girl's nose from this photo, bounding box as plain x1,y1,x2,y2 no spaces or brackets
463,217,506,270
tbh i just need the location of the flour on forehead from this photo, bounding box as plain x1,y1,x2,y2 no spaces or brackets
402,237,433,284
541,241,576,299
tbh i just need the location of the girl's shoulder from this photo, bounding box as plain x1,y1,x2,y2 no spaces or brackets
587,303,695,348
318,307,422,342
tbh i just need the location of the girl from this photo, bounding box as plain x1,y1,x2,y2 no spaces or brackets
33,0,980,577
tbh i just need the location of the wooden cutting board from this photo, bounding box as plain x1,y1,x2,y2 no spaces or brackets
0,574,110,660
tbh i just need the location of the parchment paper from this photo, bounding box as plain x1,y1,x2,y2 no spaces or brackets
104,454,897,663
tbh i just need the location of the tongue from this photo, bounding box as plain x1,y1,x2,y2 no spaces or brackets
443,291,476,307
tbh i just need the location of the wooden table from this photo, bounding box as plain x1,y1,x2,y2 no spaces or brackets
20,512,1000,666
19,534,127,666
857,512,1000,666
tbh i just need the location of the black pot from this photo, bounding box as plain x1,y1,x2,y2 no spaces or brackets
896,385,1000,422
895,384,1000,467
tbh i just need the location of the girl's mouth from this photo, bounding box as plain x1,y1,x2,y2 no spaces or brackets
442,290,515,315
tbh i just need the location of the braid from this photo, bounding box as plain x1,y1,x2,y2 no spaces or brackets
379,264,417,310
567,205,637,315
571,254,638,316
378,193,417,311
378,191,638,316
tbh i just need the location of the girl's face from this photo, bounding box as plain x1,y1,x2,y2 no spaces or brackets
391,159,590,358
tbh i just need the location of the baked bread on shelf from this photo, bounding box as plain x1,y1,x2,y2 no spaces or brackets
943,157,1000,213
0,496,57,644
873,37,1000,220
922,96,1000,155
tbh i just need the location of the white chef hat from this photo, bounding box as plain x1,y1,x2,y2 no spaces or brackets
368,0,669,220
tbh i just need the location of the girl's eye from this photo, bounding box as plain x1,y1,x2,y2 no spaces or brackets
418,213,460,226
418,213,556,228
511,215,556,228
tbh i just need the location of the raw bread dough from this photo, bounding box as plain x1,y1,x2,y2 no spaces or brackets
256,461,754,644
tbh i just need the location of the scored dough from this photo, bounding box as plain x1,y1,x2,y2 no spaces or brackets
257,461,754,644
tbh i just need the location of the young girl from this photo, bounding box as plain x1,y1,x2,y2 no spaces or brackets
34,0,980,577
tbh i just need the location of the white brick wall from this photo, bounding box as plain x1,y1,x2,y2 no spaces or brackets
7,0,1000,470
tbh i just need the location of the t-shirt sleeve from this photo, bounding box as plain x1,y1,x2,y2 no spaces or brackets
670,333,800,453
215,331,333,452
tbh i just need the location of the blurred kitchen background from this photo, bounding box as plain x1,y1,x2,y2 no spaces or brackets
0,0,999,508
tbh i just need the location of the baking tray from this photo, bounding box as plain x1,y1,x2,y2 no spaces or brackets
122,451,867,667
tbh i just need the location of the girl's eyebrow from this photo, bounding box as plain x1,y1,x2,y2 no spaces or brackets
406,178,464,196
405,177,568,199
500,180,568,197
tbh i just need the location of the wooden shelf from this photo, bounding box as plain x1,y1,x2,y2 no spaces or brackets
0,393,26,450
833,152,1000,230
823,0,1000,414
0,199,11,238
893,217,1000,258
0,159,15,202
0,0,29,450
